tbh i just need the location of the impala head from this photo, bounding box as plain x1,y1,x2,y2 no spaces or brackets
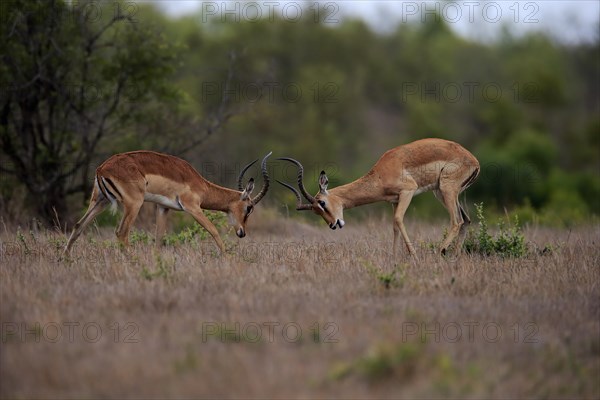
231,152,272,238
277,158,345,230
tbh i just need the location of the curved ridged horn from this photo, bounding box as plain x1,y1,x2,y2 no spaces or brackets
237,158,258,191
250,152,272,205
277,157,316,204
275,179,313,211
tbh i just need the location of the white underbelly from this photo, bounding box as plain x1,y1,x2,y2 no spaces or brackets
144,192,184,210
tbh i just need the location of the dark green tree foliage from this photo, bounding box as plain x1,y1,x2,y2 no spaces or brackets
0,0,177,222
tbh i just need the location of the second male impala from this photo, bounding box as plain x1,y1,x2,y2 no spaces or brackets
278,139,479,257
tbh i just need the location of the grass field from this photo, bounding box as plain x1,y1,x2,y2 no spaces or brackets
1,208,599,399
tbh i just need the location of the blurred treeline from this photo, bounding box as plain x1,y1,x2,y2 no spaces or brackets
1,1,598,226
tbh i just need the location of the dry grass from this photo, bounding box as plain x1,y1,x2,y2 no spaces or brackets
1,209,599,399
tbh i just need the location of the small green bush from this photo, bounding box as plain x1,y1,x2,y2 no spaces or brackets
163,210,228,246
463,203,528,258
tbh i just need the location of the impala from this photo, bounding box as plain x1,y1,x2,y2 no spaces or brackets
278,138,479,256
64,151,272,256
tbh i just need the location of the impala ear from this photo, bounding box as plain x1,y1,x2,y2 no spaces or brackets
241,178,255,200
318,170,329,194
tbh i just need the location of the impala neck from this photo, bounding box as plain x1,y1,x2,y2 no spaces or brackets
200,181,241,212
330,172,384,210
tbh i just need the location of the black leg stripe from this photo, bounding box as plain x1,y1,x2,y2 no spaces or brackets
461,167,479,189
104,177,123,199
96,175,109,200
100,177,117,202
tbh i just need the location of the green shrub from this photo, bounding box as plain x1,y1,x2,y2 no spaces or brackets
464,203,528,258
163,210,228,246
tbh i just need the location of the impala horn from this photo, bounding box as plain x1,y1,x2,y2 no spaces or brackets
276,157,314,211
237,158,258,191
250,152,272,205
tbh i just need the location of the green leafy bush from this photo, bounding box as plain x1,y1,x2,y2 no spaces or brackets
464,203,528,258
163,211,228,246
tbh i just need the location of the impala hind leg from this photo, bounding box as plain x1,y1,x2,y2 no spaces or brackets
115,198,144,246
434,189,463,255
392,189,417,257
64,191,109,256
155,206,169,246
454,202,471,252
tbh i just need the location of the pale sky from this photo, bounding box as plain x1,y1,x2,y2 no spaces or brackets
149,1,599,43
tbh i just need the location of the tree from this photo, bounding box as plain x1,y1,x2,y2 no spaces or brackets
0,0,178,223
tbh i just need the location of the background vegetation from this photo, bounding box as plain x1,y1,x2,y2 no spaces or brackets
1,1,598,227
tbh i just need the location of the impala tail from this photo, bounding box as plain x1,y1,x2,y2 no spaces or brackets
95,173,121,214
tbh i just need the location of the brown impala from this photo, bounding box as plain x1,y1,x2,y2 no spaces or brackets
64,151,272,256
278,138,479,257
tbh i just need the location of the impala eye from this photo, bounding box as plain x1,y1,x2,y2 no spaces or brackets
243,206,253,222
318,200,326,209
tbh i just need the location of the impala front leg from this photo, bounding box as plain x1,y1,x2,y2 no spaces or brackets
392,203,401,257
186,208,226,255
393,189,418,258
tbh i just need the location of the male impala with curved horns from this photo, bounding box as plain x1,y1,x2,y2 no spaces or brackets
278,139,479,256
64,151,272,256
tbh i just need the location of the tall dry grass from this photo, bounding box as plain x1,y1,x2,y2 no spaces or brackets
1,209,599,399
